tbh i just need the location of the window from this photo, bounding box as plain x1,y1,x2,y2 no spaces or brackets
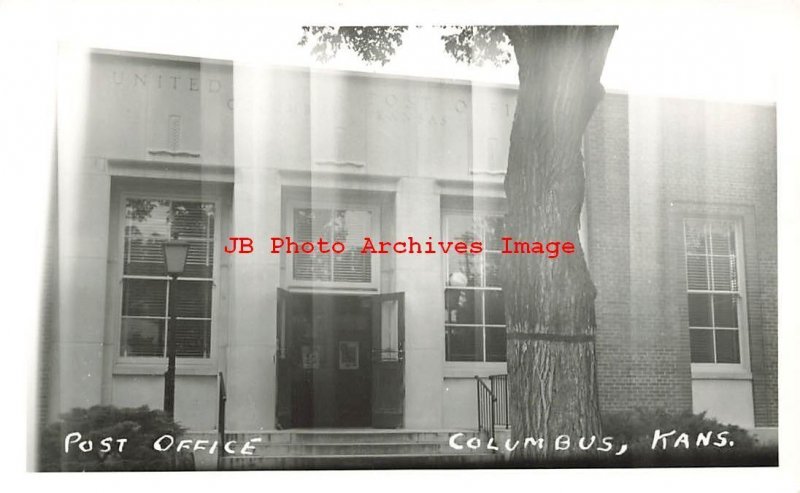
120,198,215,358
683,219,744,365
290,206,375,286
444,213,506,362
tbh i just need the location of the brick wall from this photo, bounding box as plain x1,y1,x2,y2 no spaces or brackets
585,93,635,414
653,97,777,427
585,93,778,426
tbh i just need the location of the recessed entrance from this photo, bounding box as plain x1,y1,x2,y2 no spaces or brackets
291,294,372,427
275,291,405,429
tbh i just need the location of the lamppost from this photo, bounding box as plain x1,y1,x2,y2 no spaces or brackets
162,239,190,418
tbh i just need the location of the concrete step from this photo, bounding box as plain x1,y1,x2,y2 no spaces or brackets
224,430,459,445
214,430,492,469
221,452,502,470
221,441,466,457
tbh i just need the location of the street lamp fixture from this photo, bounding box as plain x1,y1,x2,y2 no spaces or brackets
162,239,190,418
163,240,190,276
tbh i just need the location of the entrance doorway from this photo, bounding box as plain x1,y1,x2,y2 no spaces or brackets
275,291,405,429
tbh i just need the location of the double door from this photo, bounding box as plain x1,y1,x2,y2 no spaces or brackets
275,291,405,429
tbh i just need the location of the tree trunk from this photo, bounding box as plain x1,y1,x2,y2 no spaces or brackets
501,26,616,460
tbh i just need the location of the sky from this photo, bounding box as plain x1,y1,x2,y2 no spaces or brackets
9,0,790,103
264,23,783,103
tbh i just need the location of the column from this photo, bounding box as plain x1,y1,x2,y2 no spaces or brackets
394,177,444,429
225,62,287,430
55,47,110,412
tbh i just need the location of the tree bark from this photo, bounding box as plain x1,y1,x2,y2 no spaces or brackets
501,26,616,460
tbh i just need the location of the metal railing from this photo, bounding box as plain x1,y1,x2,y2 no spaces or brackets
490,374,509,429
217,372,227,470
475,376,496,443
475,374,509,445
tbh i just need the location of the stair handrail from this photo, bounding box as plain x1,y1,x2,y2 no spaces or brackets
217,372,227,470
489,374,509,429
474,376,496,445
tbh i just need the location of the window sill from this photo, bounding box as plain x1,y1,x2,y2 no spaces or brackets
444,362,507,379
114,360,219,376
690,365,752,381
286,284,380,294
469,169,506,177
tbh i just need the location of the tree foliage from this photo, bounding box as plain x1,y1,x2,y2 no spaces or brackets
440,26,513,66
299,26,409,65
299,26,514,67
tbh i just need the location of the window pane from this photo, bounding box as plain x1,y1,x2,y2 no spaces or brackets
334,210,373,281
688,293,712,327
445,289,481,324
124,200,170,275
120,318,165,357
333,250,371,283
710,255,737,292
182,240,214,278
293,208,332,281
446,215,481,243
126,199,171,236
484,253,503,288
684,220,708,254
709,222,735,256
175,319,211,358
485,326,506,362
332,209,371,246
294,254,332,281
174,280,212,318
447,254,481,287
686,255,709,290
713,294,739,328
172,201,215,239
122,279,167,317
689,329,715,363
293,208,372,284
715,329,740,363
445,326,483,361
484,290,505,325
482,216,505,251
294,208,332,241
124,236,168,276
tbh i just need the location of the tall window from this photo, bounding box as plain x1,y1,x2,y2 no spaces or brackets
291,207,373,285
444,213,506,362
120,198,215,358
683,219,744,364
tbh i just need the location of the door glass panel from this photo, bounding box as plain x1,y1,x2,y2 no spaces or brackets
277,290,287,359
380,298,399,360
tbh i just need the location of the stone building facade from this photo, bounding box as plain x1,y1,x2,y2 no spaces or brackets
41,49,778,444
